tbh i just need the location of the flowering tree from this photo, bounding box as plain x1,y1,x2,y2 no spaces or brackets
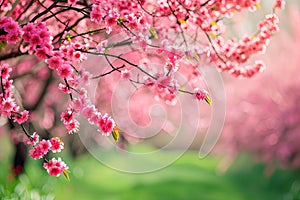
0,0,285,179
218,3,300,173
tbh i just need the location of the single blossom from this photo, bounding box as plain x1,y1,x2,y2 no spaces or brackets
120,69,131,80
194,88,208,101
13,110,29,124
50,137,64,153
29,139,51,159
98,114,115,136
25,132,39,146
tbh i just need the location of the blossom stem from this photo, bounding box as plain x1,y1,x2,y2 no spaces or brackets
20,123,32,139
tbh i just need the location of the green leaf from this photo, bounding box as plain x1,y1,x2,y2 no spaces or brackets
185,51,191,61
193,51,200,62
205,94,212,106
0,41,7,50
117,18,124,25
65,33,72,42
149,27,158,39
88,29,94,36
212,6,218,11
63,170,70,181
112,127,120,142
178,19,186,24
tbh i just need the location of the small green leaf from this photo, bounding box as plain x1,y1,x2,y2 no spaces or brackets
117,18,124,25
0,41,7,50
193,51,200,62
65,33,72,42
88,29,94,36
212,6,218,11
63,169,70,181
185,51,191,61
112,126,120,142
205,94,212,106
178,19,186,24
149,27,158,39
209,33,217,38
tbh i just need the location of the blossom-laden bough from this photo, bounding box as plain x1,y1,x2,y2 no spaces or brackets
0,0,285,179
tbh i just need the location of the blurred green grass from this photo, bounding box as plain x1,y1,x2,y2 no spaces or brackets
1,134,300,200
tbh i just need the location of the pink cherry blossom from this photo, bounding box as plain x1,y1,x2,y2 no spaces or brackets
120,69,131,80
0,63,12,79
0,17,21,44
98,114,115,136
68,0,78,5
13,110,29,124
194,88,208,101
90,4,103,24
58,83,71,94
50,137,64,153
29,139,51,159
25,132,39,146
29,146,44,159
65,119,79,134
43,157,68,177
39,139,52,154
57,64,73,78
61,109,74,124
46,56,63,70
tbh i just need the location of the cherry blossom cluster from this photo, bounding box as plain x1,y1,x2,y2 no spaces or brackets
0,62,68,177
29,136,64,157
43,157,69,177
60,106,80,134
41,36,114,135
44,40,116,135
34,32,116,136
0,0,29,20
139,44,187,105
26,133,67,177
139,0,264,37
58,76,117,136
61,85,116,136
150,0,261,18
0,1,12,13
274,0,286,10
59,42,88,63
194,88,209,101
0,16,22,44
208,14,281,78
91,0,151,48
126,0,285,78
0,62,29,124
91,0,141,28
145,74,179,105
22,21,53,59
87,0,286,84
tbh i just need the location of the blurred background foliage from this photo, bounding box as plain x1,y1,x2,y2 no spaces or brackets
1,133,300,200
